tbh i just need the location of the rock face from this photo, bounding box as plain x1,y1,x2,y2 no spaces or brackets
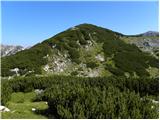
1,44,24,57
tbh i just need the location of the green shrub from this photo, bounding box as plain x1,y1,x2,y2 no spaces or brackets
86,61,99,69
45,84,158,119
71,71,79,76
2,75,158,106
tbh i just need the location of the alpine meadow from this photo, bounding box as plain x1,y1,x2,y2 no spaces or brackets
1,1,159,119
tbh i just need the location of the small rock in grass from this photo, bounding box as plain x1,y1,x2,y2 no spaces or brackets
32,108,36,112
151,106,154,109
0,106,10,112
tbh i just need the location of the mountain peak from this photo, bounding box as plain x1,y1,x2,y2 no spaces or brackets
76,23,97,27
141,31,159,37
1,24,158,78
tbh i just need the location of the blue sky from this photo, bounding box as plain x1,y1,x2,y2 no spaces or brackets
1,1,158,46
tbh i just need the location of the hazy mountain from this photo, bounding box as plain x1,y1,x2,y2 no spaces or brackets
1,24,158,78
140,31,159,37
1,44,24,57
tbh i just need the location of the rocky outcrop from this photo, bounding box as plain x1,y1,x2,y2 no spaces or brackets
10,68,20,76
95,54,105,62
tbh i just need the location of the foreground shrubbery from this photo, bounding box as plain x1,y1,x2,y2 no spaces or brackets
45,85,158,119
1,75,159,118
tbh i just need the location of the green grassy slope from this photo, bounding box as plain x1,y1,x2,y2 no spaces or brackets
2,92,48,119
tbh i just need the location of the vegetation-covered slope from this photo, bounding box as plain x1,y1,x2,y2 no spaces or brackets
121,35,159,58
2,24,158,77
2,43,51,76
1,24,158,78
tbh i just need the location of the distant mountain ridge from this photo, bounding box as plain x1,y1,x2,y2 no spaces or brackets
140,31,159,37
1,44,24,57
121,31,159,59
1,24,159,78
